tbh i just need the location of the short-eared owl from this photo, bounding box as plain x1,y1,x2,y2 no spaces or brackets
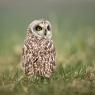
21,19,56,78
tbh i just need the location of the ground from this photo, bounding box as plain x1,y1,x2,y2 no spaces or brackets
0,43,95,95
0,14,95,95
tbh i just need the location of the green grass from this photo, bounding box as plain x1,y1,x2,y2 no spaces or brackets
0,56,95,95
0,14,95,95
0,61,95,95
0,1,95,94
0,25,95,95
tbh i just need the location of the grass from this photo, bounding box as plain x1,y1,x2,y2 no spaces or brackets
0,1,95,94
0,17,95,95
0,61,95,95
0,44,95,95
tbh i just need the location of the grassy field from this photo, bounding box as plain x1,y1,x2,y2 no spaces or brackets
0,49,95,95
0,1,95,95
0,19,95,95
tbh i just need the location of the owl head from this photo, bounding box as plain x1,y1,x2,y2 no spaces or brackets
28,19,52,39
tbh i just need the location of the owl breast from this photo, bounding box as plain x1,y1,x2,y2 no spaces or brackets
22,34,56,78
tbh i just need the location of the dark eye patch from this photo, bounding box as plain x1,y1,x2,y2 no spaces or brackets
47,25,50,31
35,25,42,31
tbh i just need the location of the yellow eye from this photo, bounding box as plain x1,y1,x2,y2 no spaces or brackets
35,25,42,31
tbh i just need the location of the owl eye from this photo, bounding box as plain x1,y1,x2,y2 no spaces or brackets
47,25,50,31
35,25,42,31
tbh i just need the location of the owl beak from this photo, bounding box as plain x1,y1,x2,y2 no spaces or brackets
44,29,47,36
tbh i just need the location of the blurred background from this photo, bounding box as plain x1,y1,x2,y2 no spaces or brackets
0,0,95,73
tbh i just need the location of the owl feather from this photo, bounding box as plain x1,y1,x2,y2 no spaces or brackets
21,19,56,78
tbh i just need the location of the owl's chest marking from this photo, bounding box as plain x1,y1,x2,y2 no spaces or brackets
23,35,55,77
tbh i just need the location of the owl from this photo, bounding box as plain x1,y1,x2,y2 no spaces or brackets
21,19,56,78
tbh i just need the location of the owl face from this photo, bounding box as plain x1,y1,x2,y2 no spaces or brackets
29,19,52,39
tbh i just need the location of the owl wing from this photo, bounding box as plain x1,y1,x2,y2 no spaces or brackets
48,43,56,65
21,42,39,75
46,40,56,60
21,44,29,72
43,40,56,77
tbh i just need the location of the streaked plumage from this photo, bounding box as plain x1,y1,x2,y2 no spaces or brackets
21,19,56,78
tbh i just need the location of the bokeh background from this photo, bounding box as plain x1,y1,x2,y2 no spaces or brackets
0,0,95,95
0,0,95,71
